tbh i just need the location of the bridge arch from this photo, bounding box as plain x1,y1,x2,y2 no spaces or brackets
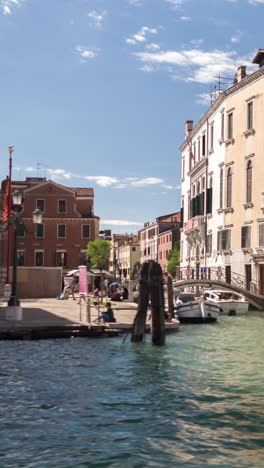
174,279,264,311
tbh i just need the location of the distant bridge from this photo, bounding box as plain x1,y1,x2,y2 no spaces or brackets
174,267,264,311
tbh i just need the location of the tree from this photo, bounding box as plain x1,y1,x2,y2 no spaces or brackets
167,241,180,278
130,261,141,279
86,239,112,301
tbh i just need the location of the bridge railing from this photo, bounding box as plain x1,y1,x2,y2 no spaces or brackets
175,266,262,295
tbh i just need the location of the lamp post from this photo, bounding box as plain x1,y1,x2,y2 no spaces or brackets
7,190,42,312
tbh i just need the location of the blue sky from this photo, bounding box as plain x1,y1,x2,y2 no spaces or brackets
0,0,263,233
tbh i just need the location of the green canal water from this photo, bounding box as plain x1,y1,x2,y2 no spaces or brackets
0,314,263,468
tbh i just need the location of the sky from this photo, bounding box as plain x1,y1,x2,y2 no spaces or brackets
0,0,263,233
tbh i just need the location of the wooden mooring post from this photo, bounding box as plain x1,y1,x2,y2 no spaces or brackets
167,273,174,320
149,262,165,346
131,261,166,346
131,262,150,343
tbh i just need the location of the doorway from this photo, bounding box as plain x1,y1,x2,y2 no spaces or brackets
245,264,252,291
260,265,264,295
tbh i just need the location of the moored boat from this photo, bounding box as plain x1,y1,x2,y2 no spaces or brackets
174,293,221,323
203,289,249,316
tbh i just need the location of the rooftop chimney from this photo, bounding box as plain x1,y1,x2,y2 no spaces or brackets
252,49,264,68
236,65,247,83
185,120,193,139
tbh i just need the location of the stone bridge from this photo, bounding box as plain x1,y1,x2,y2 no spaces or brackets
174,279,264,311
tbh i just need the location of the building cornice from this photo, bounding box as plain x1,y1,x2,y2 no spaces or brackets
179,66,264,152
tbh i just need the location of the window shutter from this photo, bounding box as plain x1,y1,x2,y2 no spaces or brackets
259,225,264,247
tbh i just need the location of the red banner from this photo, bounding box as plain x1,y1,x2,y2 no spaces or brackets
79,265,87,295
2,178,10,223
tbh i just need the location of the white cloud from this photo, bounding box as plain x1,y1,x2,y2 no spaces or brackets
47,168,73,180
126,26,158,46
84,176,118,187
100,219,143,226
196,93,212,106
13,167,175,191
127,0,142,5
75,45,98,61
146,43,160,51
134,48,257,84
1,0,23,15
190,39,204,47
180,16,191,21
165,0,188,7
87,10,107,29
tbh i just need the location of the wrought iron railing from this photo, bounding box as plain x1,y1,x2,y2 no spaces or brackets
174,266,263,295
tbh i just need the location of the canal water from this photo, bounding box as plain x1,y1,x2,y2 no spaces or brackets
0,314,263,468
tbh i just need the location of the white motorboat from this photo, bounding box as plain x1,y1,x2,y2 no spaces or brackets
203,289,249,316
174,293,221,323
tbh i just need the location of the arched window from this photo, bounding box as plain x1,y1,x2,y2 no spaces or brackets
246,160,252,203
197,181,200,194
219,168,223,209
226,167,232,208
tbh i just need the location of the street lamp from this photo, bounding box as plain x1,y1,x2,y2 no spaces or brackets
8,191,43,308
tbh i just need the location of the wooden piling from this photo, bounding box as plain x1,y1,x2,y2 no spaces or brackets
167,273,174,319
149,262,165,346
131,262,150,342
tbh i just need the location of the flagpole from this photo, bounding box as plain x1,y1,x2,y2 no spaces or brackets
5,146,14,285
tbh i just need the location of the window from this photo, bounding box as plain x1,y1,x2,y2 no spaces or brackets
221,113,224,140
58,200,66,213
132,247,136,252
198,139,201,160
36,223,44,238
36,200,44,212
247,101,253,130
202,134,206,156
17,223,25,237
56,251,67,267
193,142,196,161
182,157,185,180
241,226,251,248
217,230,231,251
82,224,90,239
58,224,66,238
227,112,233,139
259,224,264,247
226,167,232,208
210,125,214,150
207,234,212,256
219,168,223,209
17,250,24,266
246,160,252,203
35,251,44,266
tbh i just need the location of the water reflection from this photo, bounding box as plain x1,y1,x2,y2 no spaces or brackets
0,315,263,467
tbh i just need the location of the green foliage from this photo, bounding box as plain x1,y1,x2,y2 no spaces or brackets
167,241,180,277
86,239,112,271
130,261,141,279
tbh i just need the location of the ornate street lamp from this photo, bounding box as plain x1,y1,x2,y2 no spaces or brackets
8,191,43,307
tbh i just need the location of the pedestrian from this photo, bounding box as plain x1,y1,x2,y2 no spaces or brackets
99,302,116,323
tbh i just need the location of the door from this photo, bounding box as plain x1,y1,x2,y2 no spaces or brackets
245,264,252,291
260,265,264,295
225,265,231,284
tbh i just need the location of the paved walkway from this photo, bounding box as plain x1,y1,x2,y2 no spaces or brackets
0,297,138,328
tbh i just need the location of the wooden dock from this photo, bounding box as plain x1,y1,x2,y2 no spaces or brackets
0,298,180,340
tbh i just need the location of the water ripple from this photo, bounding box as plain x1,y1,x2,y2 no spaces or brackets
0,315,263,467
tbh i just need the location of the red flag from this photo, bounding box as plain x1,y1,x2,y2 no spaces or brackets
2,178,10,223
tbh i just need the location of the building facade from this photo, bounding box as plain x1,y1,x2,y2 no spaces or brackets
0,177,99,274
109,234,139,280
140,213,181,270
180,50,264,293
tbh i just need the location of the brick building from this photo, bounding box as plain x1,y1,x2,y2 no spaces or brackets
0,177,99,273
139,212,181,271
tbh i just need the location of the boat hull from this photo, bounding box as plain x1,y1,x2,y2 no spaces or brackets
175,301,220,323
